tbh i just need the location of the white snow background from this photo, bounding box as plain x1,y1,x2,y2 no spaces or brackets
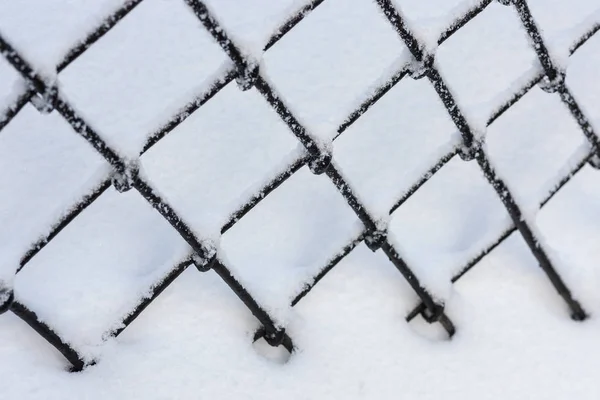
1,0,600,398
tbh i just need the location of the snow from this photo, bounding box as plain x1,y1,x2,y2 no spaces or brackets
15,186,191,361
0,0,128,72
263,0,407,136
485,86,587,211
59,0,228,157
3,241,600,399
389,155,511,298
201,0,298,50
0,61,24,122
0,106,106,284
392,0,488,52
221,166,361,324
527,0,600,38
141,81,299,236
538,165,600,310
567,31,600,127
1,0,600,398
334,76,460,215
435,2,538,129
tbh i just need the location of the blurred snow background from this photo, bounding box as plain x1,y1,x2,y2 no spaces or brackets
1,0,600,399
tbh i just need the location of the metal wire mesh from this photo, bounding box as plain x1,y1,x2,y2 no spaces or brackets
0,0,598,371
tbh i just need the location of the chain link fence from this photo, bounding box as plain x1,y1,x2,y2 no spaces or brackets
0,0,598,371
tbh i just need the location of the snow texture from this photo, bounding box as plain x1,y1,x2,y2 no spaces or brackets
1,0,600,399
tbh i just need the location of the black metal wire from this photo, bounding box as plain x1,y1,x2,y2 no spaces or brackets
511,0,600,155
374,0,589,321
10,300,87,371
56,0,144,72
18,178,112,271
291,232,365,307
105,256,193,339
184,0,456,335
437,0,493,45
13,0,327,275
0,0,330,369
2,31,292,364
406,1,600,321
511,0,560,81
570,22,600,55
19,66,238,272
406,147,595,321
263,0,326,51
0,0,598,370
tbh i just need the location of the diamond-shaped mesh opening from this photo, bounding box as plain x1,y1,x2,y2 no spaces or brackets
142,82,299,235
221,167,360,322
334,77,458,214
485,87,586,209
291,241,420,338
388,157,508,298
392,0,478,45
0,106,105,270
59,0,228,157
202,0,299,48
106,265,288,368
0,0,128,68
14,188,189,354
526,0,600,39
435,2,537,127
449,229,567,325
263,0,407,136
536,166,600,308
566,33,600,126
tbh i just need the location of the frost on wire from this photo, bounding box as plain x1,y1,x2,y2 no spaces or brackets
0,0,598,371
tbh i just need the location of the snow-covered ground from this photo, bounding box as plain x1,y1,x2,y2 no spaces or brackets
1,0,600,398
